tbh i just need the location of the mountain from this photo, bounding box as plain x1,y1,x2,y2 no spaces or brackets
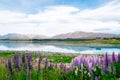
52,31,120,39
0,31,120,40
27,34,49,39
0,33,49,40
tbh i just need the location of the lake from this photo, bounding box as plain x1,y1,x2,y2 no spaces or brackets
0,41,120,54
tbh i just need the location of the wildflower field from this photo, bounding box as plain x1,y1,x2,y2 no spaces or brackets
0,51,120,80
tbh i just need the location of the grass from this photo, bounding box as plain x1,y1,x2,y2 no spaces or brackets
0,51,76,67
0,51,104,64
63,39,120,45
0,51,120,80
0,51,75,80
0,51,71,79
0,65,8,80
43,55,75,63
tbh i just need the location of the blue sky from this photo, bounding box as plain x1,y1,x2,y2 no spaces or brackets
0,0,112,13
0,0,120,36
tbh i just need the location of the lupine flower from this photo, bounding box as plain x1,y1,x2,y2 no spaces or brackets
95,76,99,80
27,54,32,71
14,55,20,71
59,62,64,69
104,53,109,68
22,53,25,64
118,53,120,62
87,63,92,73
91,56,98,66
86,58,90,66
77,56,82,65
98,56,102,66
84,57,89,65
8,59,13,76
72,58,78,66
38,54,42,71
45,58,48,68
91,56,94,63
103,65,108,73
55,63,57,68
50,63,54,69
69,63,74,71
112,52,116,62
81,56,85,63
49,59,53,68
73,56,82,66
94,56,98,66
63,64,66,73
91,56,94,65
104,53,109,73
22,54,27,72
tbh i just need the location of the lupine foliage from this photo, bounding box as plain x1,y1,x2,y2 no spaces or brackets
4,52,120,80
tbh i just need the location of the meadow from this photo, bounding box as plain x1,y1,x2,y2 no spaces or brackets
0,51,120,80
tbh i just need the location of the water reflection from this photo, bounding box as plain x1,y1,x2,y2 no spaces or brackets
0,41,120,54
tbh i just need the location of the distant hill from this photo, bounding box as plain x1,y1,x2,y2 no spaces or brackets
0,33,49,40
0,31,120,40
52,31,120,39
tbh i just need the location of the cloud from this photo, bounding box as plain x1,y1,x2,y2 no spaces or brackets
0,0,120,36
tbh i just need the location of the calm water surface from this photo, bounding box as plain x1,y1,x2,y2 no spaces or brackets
0,41,120,54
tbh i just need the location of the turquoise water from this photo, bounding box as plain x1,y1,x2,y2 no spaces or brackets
0,41,120,54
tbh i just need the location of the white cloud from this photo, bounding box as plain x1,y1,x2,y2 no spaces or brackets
0,0,120,36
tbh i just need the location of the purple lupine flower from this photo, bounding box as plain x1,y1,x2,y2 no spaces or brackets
59,62,64,69
27,54,32,71
69,63,74,71
103,65,108,73
63,64,66,73
14,55,20,71
55,64,57,68
91,56,94,64
84,57,88,66
87,63,92,73
22,54,27,72
98,56,102,66
50,63,54,69
77,56,82,65
49,60,52,68
22,53,25,64
91,56,98,66
112,52,116,62
38,54,42,71
74,56,82,66
94,56,98,66
86,57,90,66
8,59,13,76
104,53,109,68
95,76,99,80
72,58,78,66
44,58,48,68
118,53,120,62
81,56,85,63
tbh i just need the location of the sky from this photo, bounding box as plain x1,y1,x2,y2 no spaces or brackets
0,0,120,36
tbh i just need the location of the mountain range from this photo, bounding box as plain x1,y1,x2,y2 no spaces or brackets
0,33,48,40
52,31,120,39
0,31,120,40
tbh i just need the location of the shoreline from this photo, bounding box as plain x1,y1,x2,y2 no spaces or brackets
0,40,120,46
40,43,120,47
0,50,106,56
